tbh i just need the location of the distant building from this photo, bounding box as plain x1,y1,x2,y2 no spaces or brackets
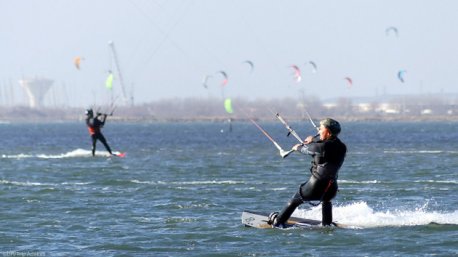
19,78,53,108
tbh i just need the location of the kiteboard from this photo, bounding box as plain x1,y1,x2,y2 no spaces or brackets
241,210,341,229
112,152,126,158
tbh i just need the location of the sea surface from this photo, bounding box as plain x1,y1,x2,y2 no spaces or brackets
0,121,457,256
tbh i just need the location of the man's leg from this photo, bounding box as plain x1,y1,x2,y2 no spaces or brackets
322,201,332,226
91,135,97,156
271,192,303,226
98,133,113,155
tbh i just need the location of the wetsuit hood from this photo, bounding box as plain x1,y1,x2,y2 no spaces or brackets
85,109,94,117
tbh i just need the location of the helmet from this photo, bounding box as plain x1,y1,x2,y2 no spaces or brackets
320,118,341,136
85,109,93,116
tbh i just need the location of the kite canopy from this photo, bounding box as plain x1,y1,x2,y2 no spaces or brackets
224,98,233,114
398,70,406,83
385,26,399,37
344,77,353,88
242,60,254,73
291,65,302,83
308,61,317,73
106,72,114,90
202,75,212,89
218,71,228,86
74,57,82,70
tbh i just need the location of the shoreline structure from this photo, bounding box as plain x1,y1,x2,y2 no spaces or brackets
0,97,457,122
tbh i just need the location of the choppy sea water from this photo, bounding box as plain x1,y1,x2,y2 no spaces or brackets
0,121,456,256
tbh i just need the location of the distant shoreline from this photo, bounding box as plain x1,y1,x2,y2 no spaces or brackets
0,109,457,123
1,96,457,123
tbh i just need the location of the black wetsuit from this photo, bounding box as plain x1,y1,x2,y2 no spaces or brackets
275,136,346,226
86,114,112,156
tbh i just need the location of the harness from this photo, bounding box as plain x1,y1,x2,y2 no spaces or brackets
88,126,98,135
87,117,103,135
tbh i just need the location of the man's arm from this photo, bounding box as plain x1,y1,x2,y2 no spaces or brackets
293,140,322,157
96,113,108,126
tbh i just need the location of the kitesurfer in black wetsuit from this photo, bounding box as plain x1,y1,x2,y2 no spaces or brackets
268,118,346,227
85,109,113,156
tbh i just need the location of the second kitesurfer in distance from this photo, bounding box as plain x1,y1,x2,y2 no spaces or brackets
268,118,347,227
85,108,113,157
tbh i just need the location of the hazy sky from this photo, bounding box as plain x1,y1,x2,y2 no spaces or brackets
2,0,458,107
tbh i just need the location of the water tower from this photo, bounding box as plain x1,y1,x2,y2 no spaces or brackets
19,77,53,108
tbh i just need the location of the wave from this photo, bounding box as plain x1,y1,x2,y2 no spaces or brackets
1,149,122,159
339,180,380,184
383,150,458,154
413,179,458,184
130,179,245,185
0,179,91,187
0,179,54,187
340,179,457,185
293,201,458,228
338,179,458,185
